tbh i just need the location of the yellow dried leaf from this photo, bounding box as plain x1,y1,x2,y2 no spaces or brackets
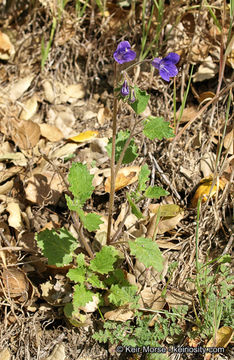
191,176,226,208
69,131,99,142
204,326,233,360
105,166,140,193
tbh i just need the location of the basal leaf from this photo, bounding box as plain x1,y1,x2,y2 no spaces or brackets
87,274,106,289
129,86,150,114
106,130,138,164
108,284,138,306
129,237,164,272
144,186,169,199
68,162,94,205
79,210,103,232
36,228,78,267
73,283,93,308
143,116,174,140
90,246,119,274
67,267,86,284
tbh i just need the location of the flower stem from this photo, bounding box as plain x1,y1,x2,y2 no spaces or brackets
107,63,118,244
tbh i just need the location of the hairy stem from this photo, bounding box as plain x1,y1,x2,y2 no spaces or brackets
107,63,118,244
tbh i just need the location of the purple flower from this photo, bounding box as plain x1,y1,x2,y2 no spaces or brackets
121,80,129,96
128,90,136,103
151,52,180,82
113,41,136,64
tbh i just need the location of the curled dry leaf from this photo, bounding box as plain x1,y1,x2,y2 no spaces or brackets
63,83,85,99
11,120,41,150
104,307,134,322
139,287,166,311
97,106,111,125
19,95,38,120
0,31,15,60
0,152,27,166
224,129,233,155
2,268,29,299
147,204,184,236
191,175,227,208
204,326,234,360
42,80,55,103
9,75,34,102
193,56,218,82
39,123,63,142
198,91,215,104
7,201,23,231
105,166,141,192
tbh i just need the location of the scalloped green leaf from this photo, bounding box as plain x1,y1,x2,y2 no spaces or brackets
36,228,78,267
106,130,138,164
90,246,119,274
68,162,94,205
129,237,164,272
143,116,174,140
108,284,138,306
144,186,169,199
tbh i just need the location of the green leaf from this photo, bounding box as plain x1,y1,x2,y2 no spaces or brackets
144,186,169,199
36,228,78,267
67,267,86,283
143,116,174,140
90,246,119,274
68,162,94,205
129,86,150,114
127,192,144,219
73,283,93,308
66,196,103,232
106,130,138,164
78,209,103,232
87,274,106,289
138,164,150,192
108,284,138,306
104,269,129,287
129,237,164,272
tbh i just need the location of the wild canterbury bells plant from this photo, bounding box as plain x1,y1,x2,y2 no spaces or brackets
36,39,180,325
106,40,180,243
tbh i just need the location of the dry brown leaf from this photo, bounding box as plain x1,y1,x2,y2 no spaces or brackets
147,204,184,236
97,106,111,125
104,307,134,321
198,91,215,104
20,95,38,120
176,106,198,123
25,171,65,205
105,166,140,192
45,344,66,360
193,57,218,82
200,152,216,178
39,123,63,142
139,287,166,310
42,80,55,103
0,348,11,360
165,289,193,309
9,75,34,102
2,268,29,298
63,83,85,99
204,326,234,360
0,166,22,183
0,31,15,60
80,295,99,313
11,120,41,150
51,143,81,159
0,152,27,166
224,129,233,155
7,201,23,231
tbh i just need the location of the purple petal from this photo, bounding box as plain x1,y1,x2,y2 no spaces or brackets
159,63,178,82
113,41,136,64
163,52,180,64
121,80,129,96
116,41,131,51
151,58,161,70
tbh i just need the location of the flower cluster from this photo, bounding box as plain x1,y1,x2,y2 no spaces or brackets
113,41,180,82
